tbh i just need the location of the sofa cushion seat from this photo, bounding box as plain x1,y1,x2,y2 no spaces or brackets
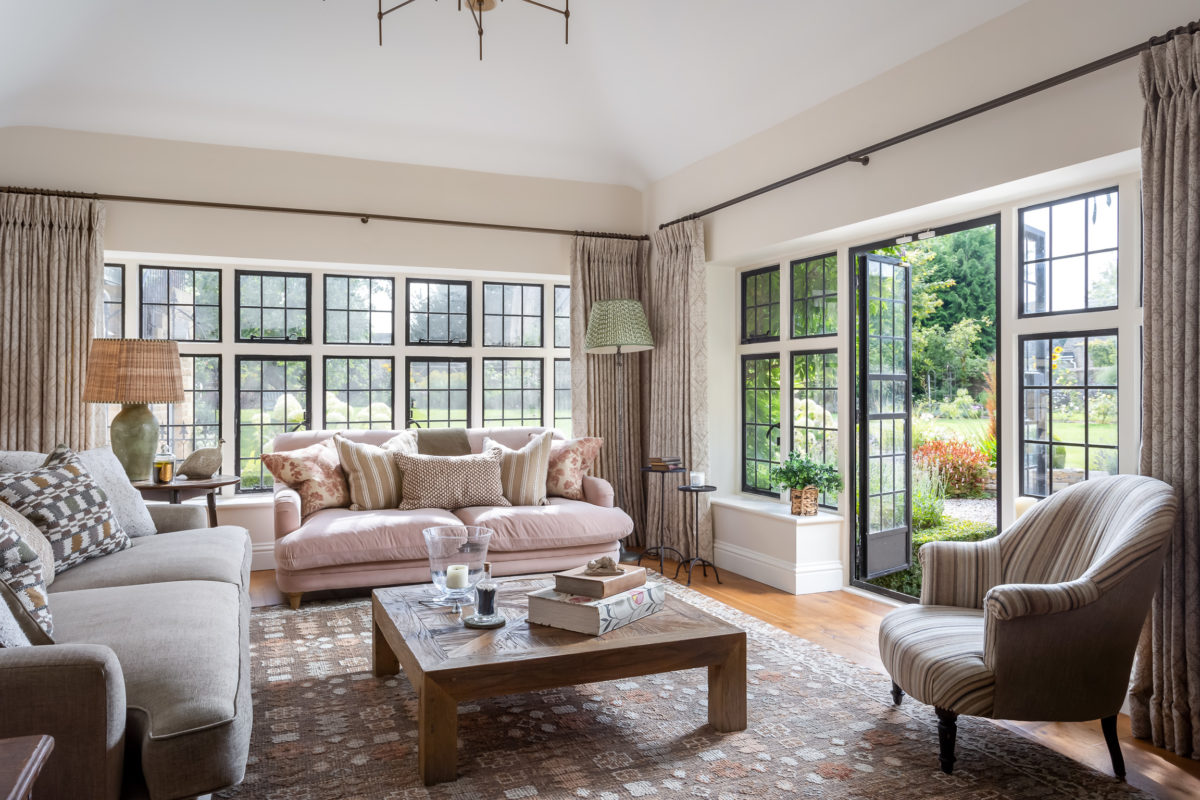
48,527,251,594
276,507,462,571
877,605,995,717
453,498,632,551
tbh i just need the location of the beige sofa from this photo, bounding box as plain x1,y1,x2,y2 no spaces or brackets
272,426,632,607
1,449,252,800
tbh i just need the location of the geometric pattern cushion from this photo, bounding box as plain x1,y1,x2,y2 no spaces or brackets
543,437,603,501
0,444,132,575
0,513,53,638
261,439,350,518
0,502,56,587
393,448,511,511
484,431,553,506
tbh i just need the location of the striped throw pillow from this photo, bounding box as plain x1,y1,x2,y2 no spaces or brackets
485,431,553,506
333,432,417,510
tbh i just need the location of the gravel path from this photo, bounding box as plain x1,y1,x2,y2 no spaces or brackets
944,498,999,526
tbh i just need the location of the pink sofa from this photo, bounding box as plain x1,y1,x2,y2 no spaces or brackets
271,427,630,607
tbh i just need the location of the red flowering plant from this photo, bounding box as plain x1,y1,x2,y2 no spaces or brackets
913,439,988,497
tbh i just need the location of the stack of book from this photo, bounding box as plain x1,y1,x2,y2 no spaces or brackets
526,565,665,635
648,456,682,472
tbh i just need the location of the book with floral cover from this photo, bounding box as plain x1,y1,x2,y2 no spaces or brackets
526,582,666,635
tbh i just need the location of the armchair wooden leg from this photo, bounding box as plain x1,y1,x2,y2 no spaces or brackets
890,681,904,705
1101,715,1125,780
287,592,303,610
935,707,957,774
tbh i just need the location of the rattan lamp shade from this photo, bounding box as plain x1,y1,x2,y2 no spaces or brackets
584,299,654,354
83,339,185,404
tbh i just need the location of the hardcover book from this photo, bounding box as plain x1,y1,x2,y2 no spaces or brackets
553,564,646,599
526,582,666,635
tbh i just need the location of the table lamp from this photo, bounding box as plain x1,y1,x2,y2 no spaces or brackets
585,299,654,560
83,338,184,481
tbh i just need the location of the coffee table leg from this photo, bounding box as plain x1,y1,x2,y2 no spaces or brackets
708,634,747,732
372,619,399,677
419,678,458,785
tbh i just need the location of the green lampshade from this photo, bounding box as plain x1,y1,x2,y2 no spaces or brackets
584,299,654,354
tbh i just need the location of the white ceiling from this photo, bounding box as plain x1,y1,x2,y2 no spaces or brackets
0,0,1027,188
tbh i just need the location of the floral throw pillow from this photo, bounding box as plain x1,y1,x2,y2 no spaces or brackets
0,509,54,639
543,437,603,501
261,439,350,518
0,445,131,575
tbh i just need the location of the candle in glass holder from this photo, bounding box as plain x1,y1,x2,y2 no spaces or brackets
445,564,469,589
690,471,705,487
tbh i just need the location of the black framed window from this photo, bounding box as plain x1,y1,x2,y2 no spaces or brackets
236,271,311,343
151,355,221,459
483,358,543,427
140,266,221,341
741,265,780,343
742,354,781,495
95,264,124,338
553,285,571,348
236,356,310,492
406,357,470,428
1019,330,1118,498
324,275,394,345
553,358,572,436
791,254,838,338
792,350,838,507
1019,187,1119,316
407,279,470,346
323,357,394,430
483,282,543,347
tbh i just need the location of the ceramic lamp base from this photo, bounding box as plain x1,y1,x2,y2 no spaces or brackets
110,403,159,481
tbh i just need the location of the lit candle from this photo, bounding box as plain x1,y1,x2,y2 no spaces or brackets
445,564,469,589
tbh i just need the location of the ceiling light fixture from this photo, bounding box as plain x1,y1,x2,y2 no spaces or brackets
371,0,570,60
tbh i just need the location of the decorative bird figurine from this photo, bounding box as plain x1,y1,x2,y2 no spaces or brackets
178,439,225,480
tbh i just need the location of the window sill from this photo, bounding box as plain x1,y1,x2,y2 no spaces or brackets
709,494,842,525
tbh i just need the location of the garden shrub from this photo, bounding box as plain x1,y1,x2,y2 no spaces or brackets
867,518,998,597
913,439,989,497
937,388,981,419
911,468,945,531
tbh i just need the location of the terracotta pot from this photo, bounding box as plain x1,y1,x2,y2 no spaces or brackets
790,487,819,516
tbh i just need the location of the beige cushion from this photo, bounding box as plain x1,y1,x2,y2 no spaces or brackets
415,427,472,456
877,605,994,717
454,497,633,551
276,507,464,570
50,527,250,593
485,431,553,506
0,501,54,586
394,448,511,511
333,432,416,510
261,439,350,517
544,437,604,500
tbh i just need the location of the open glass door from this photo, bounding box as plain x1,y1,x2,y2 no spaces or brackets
856,253,913,579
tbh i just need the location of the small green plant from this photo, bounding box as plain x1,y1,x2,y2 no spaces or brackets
770,452,844,495
911,467,945,531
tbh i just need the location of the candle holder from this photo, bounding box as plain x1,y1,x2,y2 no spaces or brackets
422,525,493,609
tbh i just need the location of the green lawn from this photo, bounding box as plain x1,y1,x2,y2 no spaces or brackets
917,416,1117,471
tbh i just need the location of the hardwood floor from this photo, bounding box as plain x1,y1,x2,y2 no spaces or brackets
248,562,1200,799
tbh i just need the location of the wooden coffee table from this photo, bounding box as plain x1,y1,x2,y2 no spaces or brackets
372,576,747,785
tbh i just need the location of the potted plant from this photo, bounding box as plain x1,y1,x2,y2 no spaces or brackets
770,452,844,515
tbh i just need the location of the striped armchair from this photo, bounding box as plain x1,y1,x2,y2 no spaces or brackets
878,475,1177,779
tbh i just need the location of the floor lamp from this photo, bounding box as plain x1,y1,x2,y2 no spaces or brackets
585,299,654,562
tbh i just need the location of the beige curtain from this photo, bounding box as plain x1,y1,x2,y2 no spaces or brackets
570,235,650,545
1130,29,1200,760
0,193,105,452
646,220,711,560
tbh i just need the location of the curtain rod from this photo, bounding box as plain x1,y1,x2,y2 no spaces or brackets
659,19,1200,230
0,185,650,242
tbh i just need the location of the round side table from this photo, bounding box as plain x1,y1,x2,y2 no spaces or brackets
638,465,688,575
132,474,240,528
675,484,720,586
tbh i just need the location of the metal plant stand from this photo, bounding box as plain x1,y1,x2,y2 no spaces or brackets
675,484,720,586
637,465,688,576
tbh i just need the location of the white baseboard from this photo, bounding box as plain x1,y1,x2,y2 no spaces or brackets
713,541,843,595
251,541,276,571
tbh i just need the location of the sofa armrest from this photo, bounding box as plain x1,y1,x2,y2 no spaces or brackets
918,537,1002,609
582,476,615,508
147,503,208,533
0,644,127,800
274,488,302,539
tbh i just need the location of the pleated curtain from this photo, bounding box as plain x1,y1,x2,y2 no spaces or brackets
570,235,650,546
646,220,711,559
0,193,105,452
1130,28,1200,760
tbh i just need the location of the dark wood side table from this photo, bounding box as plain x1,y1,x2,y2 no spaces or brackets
675,484,721,586
638,465,688,575
132,474,241,528
0,735,53,800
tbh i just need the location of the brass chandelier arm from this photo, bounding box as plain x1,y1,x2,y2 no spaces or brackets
368,0,570,58
519,0,570,44
378,0,420,46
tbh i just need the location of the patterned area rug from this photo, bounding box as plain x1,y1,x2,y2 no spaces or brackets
220,579,1147,800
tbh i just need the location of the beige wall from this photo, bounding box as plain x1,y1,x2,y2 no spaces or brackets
0,126,643,275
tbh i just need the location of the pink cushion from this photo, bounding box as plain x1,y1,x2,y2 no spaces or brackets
452,498,632,552
275,507,461,571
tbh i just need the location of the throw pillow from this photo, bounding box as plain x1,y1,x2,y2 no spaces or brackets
261,439,350,518
0,444,132,574
485,431,553,506
393,448,511,511
333,432,417,510
0,514,53,638
543,437,604,501
415,428,472,456
0,503,55,587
